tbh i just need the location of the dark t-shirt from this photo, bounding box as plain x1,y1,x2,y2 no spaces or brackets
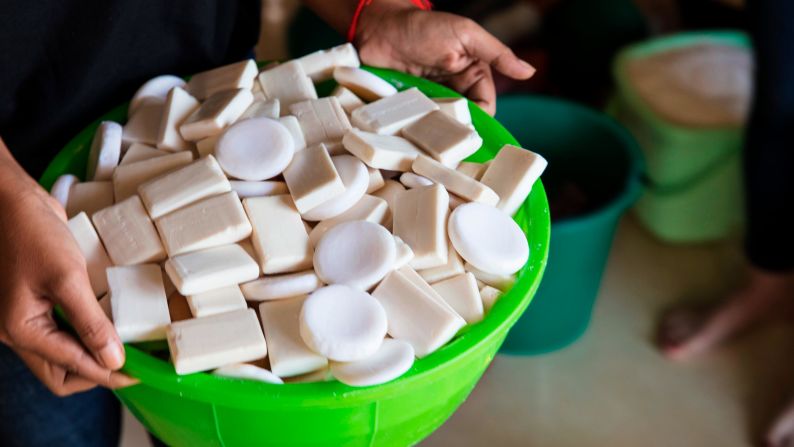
0,0,260,178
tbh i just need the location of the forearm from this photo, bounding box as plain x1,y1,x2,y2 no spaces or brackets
0,137,41,203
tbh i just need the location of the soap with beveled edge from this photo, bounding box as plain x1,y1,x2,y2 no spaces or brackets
108,264,171,342
67,212,112,297
259,296,329,377
243,195,314,274
92,196,166,265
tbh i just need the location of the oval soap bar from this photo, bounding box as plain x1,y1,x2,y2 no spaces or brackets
313,220,396,290
215,117,295,181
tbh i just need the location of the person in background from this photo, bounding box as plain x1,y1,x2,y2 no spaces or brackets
0,1,534,446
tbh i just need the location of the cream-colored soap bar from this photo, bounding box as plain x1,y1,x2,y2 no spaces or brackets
113,151,193,201
186,59,258,100
456,161,487,180
372,269,465,357
412,155,499,206
180,89,254,141
186,285,247,317
397,265,460,317
371,179,404,230
120,143,166,165
92,196,166,265
278,116,306,151
297,43,360,82
108,264,171,342
195,135,219,158
289,97,351,146
480,144,548,216
464,262,515,291
257,61,318,111
401,111,482,166
259,296,328,377
433,97,472,125
167,308,267,375
393,184,449,269
480,285,501,313
165,244,259,296
244,195,313,274
282,144,344,214
238,98,280,121
351,87,439,135
431,272,484,324
155,191,251,256
157,86,200,152
342,129,423,171
138,155,231,219
308,194,389,246
230,180,288,198
400,172,433,189
122,98,165,147
66,181,114,218
332,85,365,114
418,241,464,284
67,212,112,297
366,167,385,193
393,236,414,269
241,270,322,301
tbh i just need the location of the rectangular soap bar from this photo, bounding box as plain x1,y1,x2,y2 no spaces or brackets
230,180,288,198
289,97,351,147
67,212,112,297
113,151,193,201
393,184,449,269
412,155,499,206
297,43,360,82
431,272,484,324
418,240,465,284
122,98,165,147
165,244,259,296
308,194,389,246
259,296,328,377
155,191,252,256
108,264,171,342
238,98,280,121
366,166,385,194
157,86,200,152
278,116,306,151
456,161,487,180
180,89,254,141
92,196,166,265
351,87,439,135
342,129,423,171
371,179,405,230
120,143,167,165
393,236,415,269
138,155,231,219
195,135,219,158
282,144,344,214
186,285,247,318
372,269,466,357
397,265,461,317
479,144,548,216
331,85,365,114
433,97,472,125
257,61,318,112
241,270,322,301
244,195,313,274
186,59,258,100
167,308,267,375
401,110,482,167
66,181,114,218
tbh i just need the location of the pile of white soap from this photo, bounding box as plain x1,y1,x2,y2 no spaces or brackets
52,44,548,387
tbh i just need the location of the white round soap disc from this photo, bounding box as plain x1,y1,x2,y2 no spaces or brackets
333,66,398,102
128,75,186,116
448,202,529,276
313,221,396,290
331,338,415,387
87,121,122,181
213,364,284,384
301,155,368,221
215,117,295,181
300,284,388,362
49,174,79,208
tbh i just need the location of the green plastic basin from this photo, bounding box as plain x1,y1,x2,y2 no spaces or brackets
39,67,550,447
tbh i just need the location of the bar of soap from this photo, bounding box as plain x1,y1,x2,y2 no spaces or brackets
400,172,433,189
215,117,294,181
412,155,499,206
155,191,252,256
480,144,548,216
449,202,529,275
108,264,171,342
431,273,484,324
333,66,397,101
164,244,260,296
465,262,515,291
186,59,258,100
214,363,284,384
342,129,424,172
167,308,267,375
120,143,166,165
50,174,79,208
259,296,329,377
112,151,193,201
180,89,254,141
244,195,313,274
230,180,288,198
332,85,365,114
392,184,449,269
186,285,247,318
257,61,318,111
123,97,165,147
129,75,186,116
456,161,487,180
67,212,112,297
92,196,166,265
418,241,464,284
301,155,368,221
278,116,306,151
87,121,122,181
297,43,360,82
309,194,389,246
330,338,415,387
479,285,502,313
138,155,231,219
401,111,482,167
351,87,439,135
289,97,351,147
372,269,465,357
314,221,396,290
371,179,404,222
366,166,385,193
195,135,218,158
433,97,472,126
238,98,280,121
393,236,415,269
299,285,387,362
397,265,461,317
241,270,322,301
66,181,114,218
157,86,200,152
282,144,345,214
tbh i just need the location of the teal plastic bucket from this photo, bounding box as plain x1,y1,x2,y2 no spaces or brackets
496,95,643,354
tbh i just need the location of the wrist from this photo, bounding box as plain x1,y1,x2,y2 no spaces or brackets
353,0,420,48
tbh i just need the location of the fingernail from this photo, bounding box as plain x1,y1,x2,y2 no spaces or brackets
98,341,125,370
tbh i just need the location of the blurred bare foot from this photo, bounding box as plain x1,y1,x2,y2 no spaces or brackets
768,400,794,447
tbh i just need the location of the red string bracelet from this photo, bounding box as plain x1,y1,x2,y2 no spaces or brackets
347,0,433,43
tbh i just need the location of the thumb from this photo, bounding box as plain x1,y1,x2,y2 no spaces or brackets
460,19,536,80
